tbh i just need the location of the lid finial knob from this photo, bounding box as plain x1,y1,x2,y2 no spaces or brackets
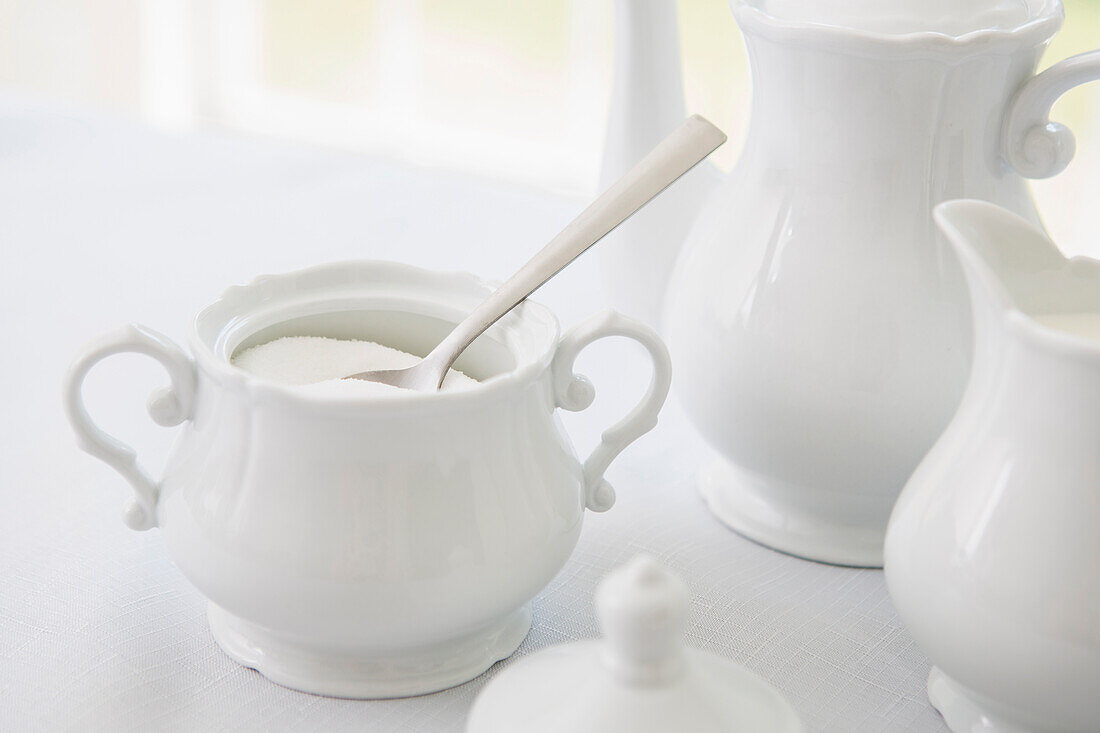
595,554,690,685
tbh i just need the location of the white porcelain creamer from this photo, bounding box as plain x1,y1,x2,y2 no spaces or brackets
63,261,671,699
663,0,1100,566
885,200,1100,733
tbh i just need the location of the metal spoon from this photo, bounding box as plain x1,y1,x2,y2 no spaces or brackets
346,114,726,391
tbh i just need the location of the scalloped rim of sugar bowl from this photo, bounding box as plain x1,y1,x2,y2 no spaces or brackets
188,259,562,411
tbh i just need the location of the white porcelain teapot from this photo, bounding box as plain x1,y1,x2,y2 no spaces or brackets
663,0,1100,566
885,200,1100,733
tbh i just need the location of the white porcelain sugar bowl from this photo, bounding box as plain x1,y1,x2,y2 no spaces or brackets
885,201,1100,733
63,260,671,699
467,555,802,733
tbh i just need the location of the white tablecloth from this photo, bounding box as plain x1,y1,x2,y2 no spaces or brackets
0,95,948,732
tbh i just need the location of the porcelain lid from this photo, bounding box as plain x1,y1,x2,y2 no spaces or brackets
738,0,1058,36
466,556,803,733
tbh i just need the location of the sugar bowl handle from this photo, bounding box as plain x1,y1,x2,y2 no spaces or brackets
63,324,196,531
552,310,672,512
1003,50,1100,179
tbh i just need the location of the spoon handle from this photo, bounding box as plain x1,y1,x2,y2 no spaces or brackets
425,114,726,379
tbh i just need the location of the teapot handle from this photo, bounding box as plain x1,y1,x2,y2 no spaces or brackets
1003,50,1100,179
63,324,196,531
551,310,672,513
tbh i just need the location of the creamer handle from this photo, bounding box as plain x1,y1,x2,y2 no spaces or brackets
552,310,672,512
1003,50,1100,179
63,324,196,530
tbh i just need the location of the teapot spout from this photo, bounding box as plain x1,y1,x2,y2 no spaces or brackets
597,0,725,329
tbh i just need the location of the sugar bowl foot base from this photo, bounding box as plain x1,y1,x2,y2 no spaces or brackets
699,457,884,568
928,667,1036,733
208,602,532,699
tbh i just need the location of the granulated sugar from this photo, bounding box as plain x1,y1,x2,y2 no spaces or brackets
232,336,479,395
